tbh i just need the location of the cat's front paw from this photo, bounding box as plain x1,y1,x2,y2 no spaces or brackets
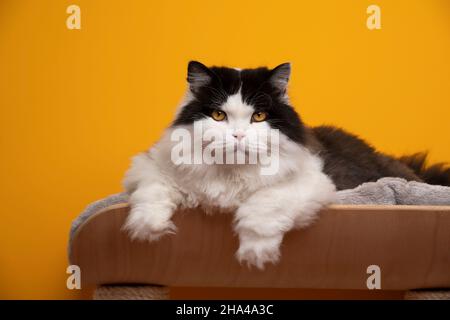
236,233,282,270
123,207,176,242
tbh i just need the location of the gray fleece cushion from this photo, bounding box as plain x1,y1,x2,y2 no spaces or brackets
69,177,450,250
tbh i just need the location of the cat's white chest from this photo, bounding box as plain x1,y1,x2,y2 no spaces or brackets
174,165,264,209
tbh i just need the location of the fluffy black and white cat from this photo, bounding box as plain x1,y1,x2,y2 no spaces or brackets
123,61,450,269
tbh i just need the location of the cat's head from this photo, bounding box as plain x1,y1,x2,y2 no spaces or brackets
170,61,306,171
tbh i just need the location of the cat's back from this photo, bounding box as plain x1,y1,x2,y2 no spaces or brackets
310,125,420,190
311,125,377,157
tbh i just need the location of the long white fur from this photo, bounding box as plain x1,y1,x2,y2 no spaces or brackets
123,90,336,269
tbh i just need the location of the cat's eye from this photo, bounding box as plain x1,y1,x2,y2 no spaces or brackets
252,111,268,122
211,110,226,121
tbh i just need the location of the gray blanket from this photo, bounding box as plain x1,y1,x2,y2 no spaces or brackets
69,177,450,249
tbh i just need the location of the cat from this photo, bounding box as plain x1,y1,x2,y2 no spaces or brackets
123,61,450,269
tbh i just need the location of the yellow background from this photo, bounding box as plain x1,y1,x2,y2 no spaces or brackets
0,0,449,299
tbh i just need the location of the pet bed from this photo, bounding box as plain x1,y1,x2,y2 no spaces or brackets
68,178,450,299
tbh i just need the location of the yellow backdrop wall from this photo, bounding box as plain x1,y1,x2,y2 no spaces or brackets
0,0,449,299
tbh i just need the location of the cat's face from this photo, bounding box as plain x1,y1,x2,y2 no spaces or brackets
172,61,305,166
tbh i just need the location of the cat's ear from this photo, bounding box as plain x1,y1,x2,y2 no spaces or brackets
269,63,291,93
187,61,214,92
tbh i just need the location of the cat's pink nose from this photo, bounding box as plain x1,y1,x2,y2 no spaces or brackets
232,131,246,141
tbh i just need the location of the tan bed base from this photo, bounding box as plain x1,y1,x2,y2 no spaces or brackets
70,204,450,300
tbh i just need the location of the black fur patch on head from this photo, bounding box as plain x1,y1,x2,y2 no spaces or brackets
173,61,305,144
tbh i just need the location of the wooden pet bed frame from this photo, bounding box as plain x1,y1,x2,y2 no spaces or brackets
69,204,450,300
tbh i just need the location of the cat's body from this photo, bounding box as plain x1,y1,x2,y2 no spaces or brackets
307,126,421,190
124,61,449,269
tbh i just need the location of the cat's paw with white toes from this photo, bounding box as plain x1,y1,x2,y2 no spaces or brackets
123,207,176,242
236,233,282,270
